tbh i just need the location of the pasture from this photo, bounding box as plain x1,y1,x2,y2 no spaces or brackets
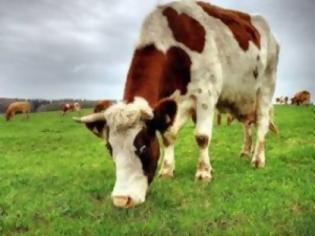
0,105,314,235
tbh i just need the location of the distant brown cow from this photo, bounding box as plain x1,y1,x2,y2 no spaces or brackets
291,90,311,105
94,100,114,113
5,101,31,121
62,102,81,116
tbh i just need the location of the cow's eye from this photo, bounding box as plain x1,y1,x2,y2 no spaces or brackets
139,145,146,154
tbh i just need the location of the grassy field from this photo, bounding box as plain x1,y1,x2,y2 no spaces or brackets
0,105,314,235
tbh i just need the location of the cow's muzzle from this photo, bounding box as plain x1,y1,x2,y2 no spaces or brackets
112,196,138,208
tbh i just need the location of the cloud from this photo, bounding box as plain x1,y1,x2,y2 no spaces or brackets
0,0,314,101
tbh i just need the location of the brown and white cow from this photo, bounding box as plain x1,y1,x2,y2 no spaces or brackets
94,100,114,113
62,102,81,116
74,1,279,208
291,90,311,105
5,101,31,121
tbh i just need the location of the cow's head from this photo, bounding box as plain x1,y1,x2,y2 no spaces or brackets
74,97,177,208
5,111,12,121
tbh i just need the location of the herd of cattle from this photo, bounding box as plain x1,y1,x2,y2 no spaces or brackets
3,100,113,121
4,90,311,121
275,90,311,105
2,1,313,208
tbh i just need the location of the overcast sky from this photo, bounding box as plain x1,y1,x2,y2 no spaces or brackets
0,0,314,101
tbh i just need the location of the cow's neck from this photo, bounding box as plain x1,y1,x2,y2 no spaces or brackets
123,44,191,107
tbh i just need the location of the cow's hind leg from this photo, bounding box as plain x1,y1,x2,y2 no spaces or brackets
251,93,271,168
240,123,253,157
252,39,279,168
194,94,216,182
251,54,278,168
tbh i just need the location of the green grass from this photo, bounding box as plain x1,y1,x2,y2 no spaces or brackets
0,105,314,235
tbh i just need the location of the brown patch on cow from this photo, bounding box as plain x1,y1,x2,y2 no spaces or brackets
195,135,209,149
197,2,260,51
124,44,191,106
201,103,208,110
198,88,202,94
253,66,259,79
257,55,260,61
163,7,206,52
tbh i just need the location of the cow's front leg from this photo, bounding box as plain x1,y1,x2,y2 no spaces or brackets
159,105,190,178
240,122,253,157
159,134,176,178
194,97,215,182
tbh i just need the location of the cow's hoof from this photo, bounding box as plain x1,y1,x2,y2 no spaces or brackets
195,170,212,182
159,169,174,178
112,196,137,208
240,151,251,158
251,159,265,168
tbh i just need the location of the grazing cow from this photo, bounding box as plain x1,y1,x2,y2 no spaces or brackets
62,102,81,116
5,101,31,121
291,90,311,105
74,1,279,208
94,100,114,113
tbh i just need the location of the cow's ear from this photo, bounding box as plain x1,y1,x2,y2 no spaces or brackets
73,113,107,139
85,121,107,138
148,99,177,133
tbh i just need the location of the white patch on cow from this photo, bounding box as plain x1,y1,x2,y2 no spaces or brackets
105,97,153,131
104,98,153,204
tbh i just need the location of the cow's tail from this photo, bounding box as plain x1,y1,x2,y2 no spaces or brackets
269,120,278,135
268,107,278,135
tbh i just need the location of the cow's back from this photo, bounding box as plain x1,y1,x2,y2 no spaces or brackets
138,1,277,77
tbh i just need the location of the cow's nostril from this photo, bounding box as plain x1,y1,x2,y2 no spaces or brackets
112,196,136,208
